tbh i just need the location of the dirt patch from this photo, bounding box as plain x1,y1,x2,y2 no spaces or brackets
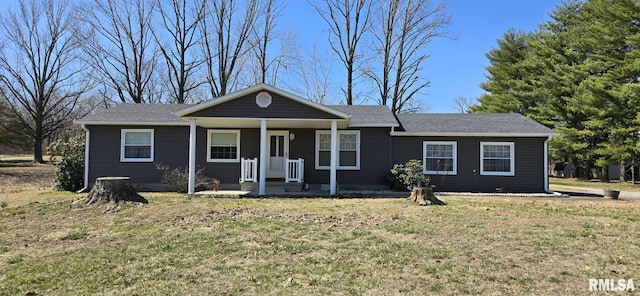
0,159,77,207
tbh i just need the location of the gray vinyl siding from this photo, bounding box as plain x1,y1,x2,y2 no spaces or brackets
295,127,392,186
197,128,259,184
186,91,343,119
392,136,546,192
200,127,392,186
87,125,547,193
87,125,189,185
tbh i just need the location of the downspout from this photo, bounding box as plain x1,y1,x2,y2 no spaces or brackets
77,124,90,193
544,135,555,194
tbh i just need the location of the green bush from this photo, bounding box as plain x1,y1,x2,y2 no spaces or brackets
48,136,85,192
156,164,210,193
388,159,432,191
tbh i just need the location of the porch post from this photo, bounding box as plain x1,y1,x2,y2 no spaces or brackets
259,119,267,195
188,119,197,195
330,120,337,195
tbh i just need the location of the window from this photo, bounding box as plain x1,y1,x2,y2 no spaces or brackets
121,129,154,162
207,130,240,162
315,130,360,170
423,141,457,175
480,142,515,176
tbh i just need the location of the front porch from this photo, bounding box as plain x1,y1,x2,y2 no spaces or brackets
184,119,348,196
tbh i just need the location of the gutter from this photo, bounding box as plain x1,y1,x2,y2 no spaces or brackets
77,123,90,193
544,135,555,194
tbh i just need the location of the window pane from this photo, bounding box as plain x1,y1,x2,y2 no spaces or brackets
125,132,151,145
211,133,237,146
484,145,510,158
339,134,356,150
270,135,277,157
125,146,151,158
339,151,356,166
425,158,453,172
483,159,511,172
279,135,284,156
318,151,330,166
426,144,453,158
319,134,331,150
210,147,237,159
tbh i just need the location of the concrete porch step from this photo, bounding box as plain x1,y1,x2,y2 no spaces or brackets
240,180,305,194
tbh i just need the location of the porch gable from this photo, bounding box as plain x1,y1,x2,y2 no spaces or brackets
176,84,349,120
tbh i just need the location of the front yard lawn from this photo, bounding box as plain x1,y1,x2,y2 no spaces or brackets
1,195,638,295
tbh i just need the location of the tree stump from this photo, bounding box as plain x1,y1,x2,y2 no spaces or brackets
77,177,148,205
408,187,446,206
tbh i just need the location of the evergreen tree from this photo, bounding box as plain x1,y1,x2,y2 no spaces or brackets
470,29,536,114
571,0,640,181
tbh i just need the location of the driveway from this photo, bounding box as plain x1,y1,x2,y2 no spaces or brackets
550,184,640,201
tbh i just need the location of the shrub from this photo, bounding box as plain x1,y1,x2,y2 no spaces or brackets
156,164,210,193
48,136,84,192
388,159,432,191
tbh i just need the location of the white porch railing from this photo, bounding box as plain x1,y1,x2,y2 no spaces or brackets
285,158,304,183
240,157,258,183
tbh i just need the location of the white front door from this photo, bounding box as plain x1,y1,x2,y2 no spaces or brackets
266,130,289,178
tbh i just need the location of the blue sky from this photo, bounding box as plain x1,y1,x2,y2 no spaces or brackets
0,0,562,112
284,0,564,112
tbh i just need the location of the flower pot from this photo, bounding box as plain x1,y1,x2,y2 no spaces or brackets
603,189,620,199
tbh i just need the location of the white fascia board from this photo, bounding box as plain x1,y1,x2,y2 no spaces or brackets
174,83,351,119
74,121,190,126
390,132,559,137
348,123,400,128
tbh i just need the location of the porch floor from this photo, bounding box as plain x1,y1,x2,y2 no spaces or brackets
193,189,329,197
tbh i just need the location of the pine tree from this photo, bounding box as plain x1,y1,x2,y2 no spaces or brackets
470,29,537,114
571,0,640,181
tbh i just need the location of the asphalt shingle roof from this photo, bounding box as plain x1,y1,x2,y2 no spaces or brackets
76,103,193,124
76,103,554,136
329,105,398,127
395,113,556,135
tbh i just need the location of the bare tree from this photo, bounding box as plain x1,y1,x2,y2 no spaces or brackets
287,44,333,104
311,0,372,105
201,0,259,97
366,0,449,113
0,0,89,163
250,0,281,84
81,0,161,104
453,96,474,113
153,0,207,103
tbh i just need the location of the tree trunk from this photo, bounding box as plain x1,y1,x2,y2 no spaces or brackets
78,177,148,205
600,166,609,182
620,159,626,182
408,187,445,206
33,127,45,163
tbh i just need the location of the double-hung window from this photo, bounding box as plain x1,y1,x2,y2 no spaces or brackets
120,129,154,162
480,142,515,176
315,130,360,170
423,141,457,175
208,130,240,162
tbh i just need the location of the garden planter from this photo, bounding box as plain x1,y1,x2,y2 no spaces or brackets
603,189,620,199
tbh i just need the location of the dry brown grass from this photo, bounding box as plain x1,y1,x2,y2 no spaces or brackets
0,160,80,208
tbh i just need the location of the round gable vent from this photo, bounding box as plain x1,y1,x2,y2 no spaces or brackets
256,92,272,108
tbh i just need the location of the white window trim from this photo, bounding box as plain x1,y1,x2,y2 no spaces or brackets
423,141,457,175
120,129,154,162
315,130,360,170
207,129,241,163
480,142,515,176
